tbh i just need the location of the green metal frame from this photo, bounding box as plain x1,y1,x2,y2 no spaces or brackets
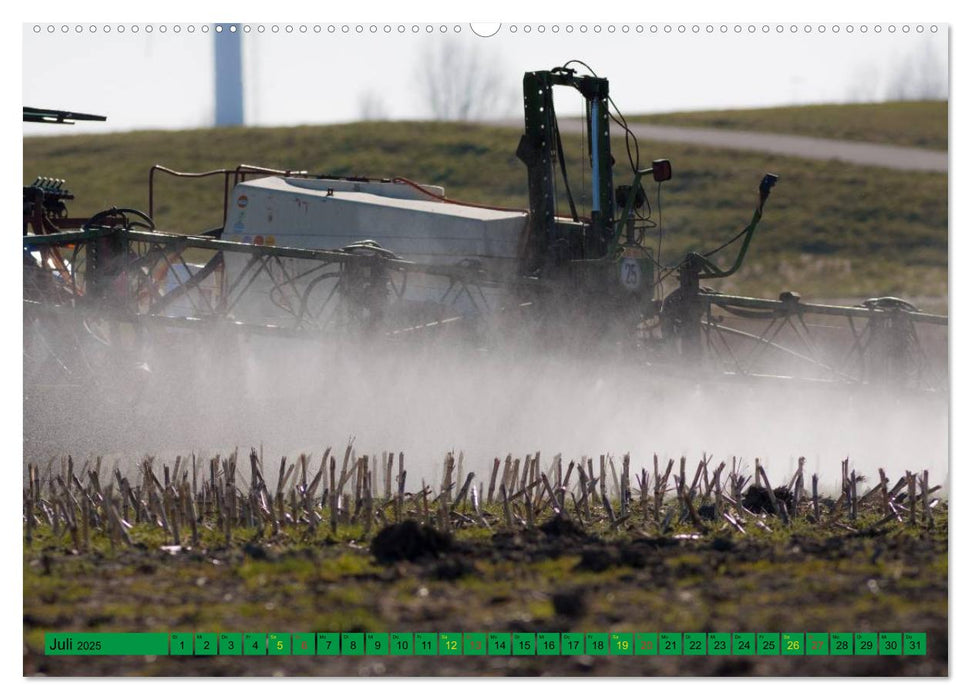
517,67,613,271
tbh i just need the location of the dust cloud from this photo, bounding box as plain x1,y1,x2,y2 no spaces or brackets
23,324,948,492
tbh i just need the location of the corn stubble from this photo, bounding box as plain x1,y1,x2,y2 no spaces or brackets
22,446,945,552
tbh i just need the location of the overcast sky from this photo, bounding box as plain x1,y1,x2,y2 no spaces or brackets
22,22,948,135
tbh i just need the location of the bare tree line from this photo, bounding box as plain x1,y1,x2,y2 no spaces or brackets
356,39,515,121
847,41,948,102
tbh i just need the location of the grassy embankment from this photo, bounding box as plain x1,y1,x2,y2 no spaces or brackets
634,101,947,150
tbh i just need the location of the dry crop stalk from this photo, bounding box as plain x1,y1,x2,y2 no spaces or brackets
576,465,590,519
539,473,558,516
487,458,500,506
527,454,537,503
793,457,805,513
524,490,534,529
849,470,858,521
812,474,820,522
354,456,366,511
756,462,786,523
79,495,90,551
620,454,630,518
455,472,475,507
878,468,890,515
908,472,916,525
183,481,199,546
676,478,707,533
637,469,649,522
329,480,339,535
689,456,707,500
599,456,607,503
921,470,932,528
600,489,616,528
503,455,514,493
500,483,512,528
25,488,33,545
328,456,337,509
563,460,575,494
396,469,406,524
363,468,373,537
714,468,723,519
442,453,455,505
338,445,352,499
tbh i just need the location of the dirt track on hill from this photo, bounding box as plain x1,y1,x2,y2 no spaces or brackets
545,120,948,172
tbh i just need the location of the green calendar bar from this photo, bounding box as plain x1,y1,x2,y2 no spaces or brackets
268,633,290,656
170,632,193,656
219,633,242,655
561,632,584,655
879,633,902,655
782,633,804,656
830,632,853,655
537,632,560,655
244,633,265,655
341,633,364,656
707,633,730,656
513,632,536,655
684,633,706,656
855,632,878,656
464,633,487,656
807,633,829,655
317,633,340,655
659,632,682,655
904,633,926,656
44,633,168,656
415,632,438,655
195,632,217,656
40,631,930,656
586,633,609,655
366,633,389,655
732,632,755,655
757,632,780,655
390,633,414,655
293,633,315,656
439,632,462,656
635,633,658,655
488,633,511,655
610,633,633,655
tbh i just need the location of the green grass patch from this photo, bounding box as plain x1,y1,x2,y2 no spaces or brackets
633,101,947,150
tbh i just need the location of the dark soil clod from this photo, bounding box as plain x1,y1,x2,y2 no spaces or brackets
551,589,588,619
431,556,475,581
575,546,619,572
539,516,586,540
370,520,453,563
242,542,270,560
618,545,648,568
742,485,794,514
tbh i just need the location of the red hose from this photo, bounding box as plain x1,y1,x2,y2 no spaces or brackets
390,176,528,214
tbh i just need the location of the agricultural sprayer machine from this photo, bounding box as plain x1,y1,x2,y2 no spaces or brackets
23,65,947,396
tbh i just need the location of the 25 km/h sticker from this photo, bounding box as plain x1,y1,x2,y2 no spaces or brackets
620,257,642,291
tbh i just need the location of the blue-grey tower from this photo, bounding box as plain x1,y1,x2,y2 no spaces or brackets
214,25,244,126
